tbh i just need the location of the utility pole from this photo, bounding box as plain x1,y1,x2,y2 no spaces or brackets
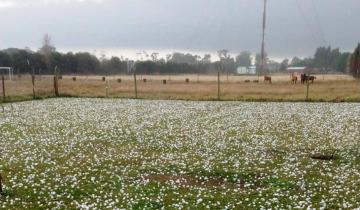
260,0,267,77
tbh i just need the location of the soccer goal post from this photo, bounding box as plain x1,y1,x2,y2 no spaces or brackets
0,67,14,80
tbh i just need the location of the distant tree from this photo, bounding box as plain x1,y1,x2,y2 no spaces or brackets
75,52,100,74
38,34,56,72
151,52,159,62
217,49,236,74
290,56,312,67
30,53,47,74
49,52,65,71
267,60,281,72
279,59,289,72
217,49,230,61
312,46,349,72
235,51,252,67
335,52,351,73
166,54,172,62
350,44,360,78
143,51,149,61
100,56,126,75
135,61,157,74
201,54,211,64
39,34,56,56
169,52,198,64
0,52,12,67
11,50,32,74
63,52,77,74
290,57,302,67
313,46,331,69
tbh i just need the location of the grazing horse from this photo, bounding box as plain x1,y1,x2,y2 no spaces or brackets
264,76,272,84
291,75,298,84
308,76,316,83
300,74,306,84
301,74,316,84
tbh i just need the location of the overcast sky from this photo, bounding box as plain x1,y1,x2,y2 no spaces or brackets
0,0,359,60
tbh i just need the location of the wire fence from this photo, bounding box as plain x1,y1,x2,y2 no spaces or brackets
0,73,359,103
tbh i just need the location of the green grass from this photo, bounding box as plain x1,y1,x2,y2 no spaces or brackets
0,98,359,209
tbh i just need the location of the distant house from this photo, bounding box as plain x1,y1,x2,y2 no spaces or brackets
287,67,319,75
237,66,256,75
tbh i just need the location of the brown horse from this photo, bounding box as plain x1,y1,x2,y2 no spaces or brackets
301,74,316,84
308,76,316,83
291,75,298,84
264,76,272,84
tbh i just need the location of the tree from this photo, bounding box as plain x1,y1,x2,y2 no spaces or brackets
236,51,252,67
290,57,302,67
279,59,289,72
202,54,211,64
150,52,159,62
0,52,12,67
313,46,331,69
39,34,56,56
38,34,56,72
169,52,198,64
63,52,78,74
30,53,47,74
11,50,32,74
217,49,236,74
350,44,360,78
335,52,351,73
48,52,64,73
217,49,230,61
75,52,100,74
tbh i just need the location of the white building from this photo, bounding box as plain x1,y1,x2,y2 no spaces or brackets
236,66,256,75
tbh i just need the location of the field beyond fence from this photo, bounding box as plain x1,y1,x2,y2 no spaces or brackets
0,74,359,102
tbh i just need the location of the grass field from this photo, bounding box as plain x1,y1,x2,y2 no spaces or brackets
1,74,359,102
0,98,359,209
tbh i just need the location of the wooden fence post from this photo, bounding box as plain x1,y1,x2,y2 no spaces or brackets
306,79,310,101
0,173,2,193
54,76,59,97
54,67,59,97
106,80,109,98
1,75,5,102
31,74,36,99
134,73,138,99
217,72,220,101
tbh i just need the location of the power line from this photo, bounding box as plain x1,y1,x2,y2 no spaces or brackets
295,0,319,44
310,0,327,46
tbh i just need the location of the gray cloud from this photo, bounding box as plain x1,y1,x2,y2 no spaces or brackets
0,0,359,59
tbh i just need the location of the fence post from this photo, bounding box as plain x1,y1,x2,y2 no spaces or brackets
31,74,36,99
106,80,109,98
306,77,310,101
217,72,220,101
54,67,59,97
0,173,2,193
134,73,138,99
1,75,5,102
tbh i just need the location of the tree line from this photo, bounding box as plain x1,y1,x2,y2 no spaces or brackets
288,46,351,73
0,35,354,75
